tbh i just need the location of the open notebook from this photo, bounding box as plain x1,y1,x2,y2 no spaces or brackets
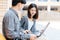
37,22,50,38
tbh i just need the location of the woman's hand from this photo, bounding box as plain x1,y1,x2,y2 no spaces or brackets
30,34,37,40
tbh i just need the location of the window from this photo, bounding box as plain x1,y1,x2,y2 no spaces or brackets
51,6,58,11
51,0,60,2
38,6,47,11
26,0,35,2
38,0,48,2
51,8,58,11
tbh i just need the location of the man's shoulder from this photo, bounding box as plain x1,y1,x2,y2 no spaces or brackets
4,9,15,18
22,16,28,19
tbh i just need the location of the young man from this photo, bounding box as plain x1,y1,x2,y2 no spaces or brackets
2,0,36,40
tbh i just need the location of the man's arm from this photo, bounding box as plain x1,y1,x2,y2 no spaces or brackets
3,14,20,39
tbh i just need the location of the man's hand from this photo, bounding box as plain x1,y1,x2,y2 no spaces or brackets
23,30,32,34
30,34,37,40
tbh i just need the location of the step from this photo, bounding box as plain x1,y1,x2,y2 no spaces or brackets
0,33,6,40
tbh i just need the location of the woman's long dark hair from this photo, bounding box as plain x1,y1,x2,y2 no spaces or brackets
28,3,38,19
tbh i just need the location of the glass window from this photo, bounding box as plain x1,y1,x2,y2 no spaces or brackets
38,6,47,11
51,6,58,11
26,0,35,2
38,0,48,2
51,0,59,2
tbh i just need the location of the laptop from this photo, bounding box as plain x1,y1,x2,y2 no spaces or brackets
37,22,50,38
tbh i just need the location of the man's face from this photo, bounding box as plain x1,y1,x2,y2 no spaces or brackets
18,3,25,10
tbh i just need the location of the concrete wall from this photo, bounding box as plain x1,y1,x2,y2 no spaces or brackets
0,0,9,34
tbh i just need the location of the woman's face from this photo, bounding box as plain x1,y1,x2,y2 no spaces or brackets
30,7,36,17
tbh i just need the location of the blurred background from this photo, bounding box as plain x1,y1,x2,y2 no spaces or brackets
0,0,60,40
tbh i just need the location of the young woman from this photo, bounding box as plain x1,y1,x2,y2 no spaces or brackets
21,3,48,40
20,3,40,40
21,4,38,34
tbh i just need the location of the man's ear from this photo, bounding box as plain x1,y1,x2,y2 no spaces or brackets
18,3,21,7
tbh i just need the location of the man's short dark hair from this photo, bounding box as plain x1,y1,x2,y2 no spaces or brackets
12,0,26,6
